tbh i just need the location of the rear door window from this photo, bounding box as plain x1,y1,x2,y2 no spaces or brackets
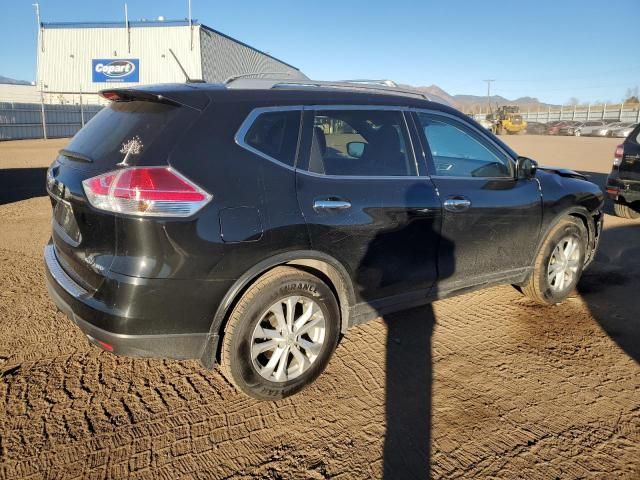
306,109,415,176
242,110,301,167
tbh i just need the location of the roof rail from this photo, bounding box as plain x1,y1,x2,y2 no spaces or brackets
338,79,399,87
227,78,431,100
226,78,431,101
223,71,296,84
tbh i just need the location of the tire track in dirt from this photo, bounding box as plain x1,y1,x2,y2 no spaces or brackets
1,196,639,479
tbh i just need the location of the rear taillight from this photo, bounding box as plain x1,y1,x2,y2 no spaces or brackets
82,167,211,217
613,144,624,166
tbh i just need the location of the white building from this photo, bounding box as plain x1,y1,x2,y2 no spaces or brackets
0,84,40,103
36,19,307,104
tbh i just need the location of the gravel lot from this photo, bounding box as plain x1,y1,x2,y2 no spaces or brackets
1,136,638,479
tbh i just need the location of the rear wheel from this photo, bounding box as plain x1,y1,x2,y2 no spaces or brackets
520,216,587,305
614,201,640,219
220,266,340,400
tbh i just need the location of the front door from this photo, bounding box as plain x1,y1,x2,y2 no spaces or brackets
413,111,542,294
295,107,442,311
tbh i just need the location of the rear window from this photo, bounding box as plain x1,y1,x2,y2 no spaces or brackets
63,101,194,168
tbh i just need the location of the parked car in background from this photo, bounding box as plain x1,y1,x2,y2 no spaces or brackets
525,121,547,135
559,121,584,136
575,121,608,136
546,121,566,135
610,123,639,138
606,124,640,219
43,80,605,400
477,118,494,130
591,122,623,137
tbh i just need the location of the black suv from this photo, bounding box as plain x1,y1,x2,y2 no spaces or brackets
45,80,604,400
606,124,640,219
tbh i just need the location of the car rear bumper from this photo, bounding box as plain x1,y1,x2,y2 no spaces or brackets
606,175,640,203
44,243,217,361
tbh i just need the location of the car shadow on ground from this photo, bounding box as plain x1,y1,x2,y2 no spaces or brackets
577,220,640,364
382,306,435,478
354,183,455,479
0,167,48,205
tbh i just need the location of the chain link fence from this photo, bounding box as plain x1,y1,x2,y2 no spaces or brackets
470,104,640,124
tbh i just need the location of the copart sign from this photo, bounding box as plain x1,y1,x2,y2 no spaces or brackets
92,59,139,83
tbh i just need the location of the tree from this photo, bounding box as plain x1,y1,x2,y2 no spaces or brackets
568,97,580,106
624,87,639,104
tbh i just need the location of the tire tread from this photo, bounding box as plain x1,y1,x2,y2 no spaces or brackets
614,202,640,219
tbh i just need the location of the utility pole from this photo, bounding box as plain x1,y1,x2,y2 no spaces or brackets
483,79,495,112
188,0,193,50
33,3,47,139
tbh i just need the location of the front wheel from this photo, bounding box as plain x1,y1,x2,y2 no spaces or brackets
220,266,340,400
519,216,587,305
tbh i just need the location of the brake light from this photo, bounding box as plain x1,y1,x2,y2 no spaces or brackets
82,167,211,217
613,144,624,166
100,91,123,101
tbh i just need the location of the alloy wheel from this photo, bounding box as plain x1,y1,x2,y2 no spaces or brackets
547,235,581,292
250,296,326,382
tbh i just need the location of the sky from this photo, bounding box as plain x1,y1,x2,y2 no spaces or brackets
1,0,638,104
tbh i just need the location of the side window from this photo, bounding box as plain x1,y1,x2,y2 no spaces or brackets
242,110,301,166
417,113,513,178
307,110,414,176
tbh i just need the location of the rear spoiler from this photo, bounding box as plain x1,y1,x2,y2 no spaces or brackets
99,86,210,111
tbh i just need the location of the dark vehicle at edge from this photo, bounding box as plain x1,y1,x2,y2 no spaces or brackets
606,124,640,219
44,80,604,400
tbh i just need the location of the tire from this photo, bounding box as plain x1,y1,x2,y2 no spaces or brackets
574,130,581,137
220,266,340,400
520,216,587,305
614,202,640,219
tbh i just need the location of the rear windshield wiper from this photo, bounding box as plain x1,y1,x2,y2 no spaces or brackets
59,149,93,163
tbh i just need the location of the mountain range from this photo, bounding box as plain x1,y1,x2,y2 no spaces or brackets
411,85,558,112
0,75,32,85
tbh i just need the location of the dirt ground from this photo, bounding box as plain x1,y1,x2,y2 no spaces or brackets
0,136,638,479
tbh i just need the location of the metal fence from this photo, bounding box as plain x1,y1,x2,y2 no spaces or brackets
0,99,102,141
470,104,640,124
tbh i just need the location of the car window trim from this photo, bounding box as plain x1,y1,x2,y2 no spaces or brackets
410,108,517,179
235,105,304,171
299,104,422,179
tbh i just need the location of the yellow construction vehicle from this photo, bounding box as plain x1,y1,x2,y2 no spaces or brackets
486,106,527,135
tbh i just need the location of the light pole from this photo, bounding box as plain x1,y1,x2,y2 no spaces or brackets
483,79,495,113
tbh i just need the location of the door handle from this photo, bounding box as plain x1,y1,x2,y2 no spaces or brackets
313,199,352,211
443,197,471,212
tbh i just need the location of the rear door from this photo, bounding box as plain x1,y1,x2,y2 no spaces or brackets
295,106,441,308
47,96,201,291
412,111,542,293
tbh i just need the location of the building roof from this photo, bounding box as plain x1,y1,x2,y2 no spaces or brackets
40,20,301,72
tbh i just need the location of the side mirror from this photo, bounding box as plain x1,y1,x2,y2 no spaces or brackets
346,141,366,159
516,156,538,179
